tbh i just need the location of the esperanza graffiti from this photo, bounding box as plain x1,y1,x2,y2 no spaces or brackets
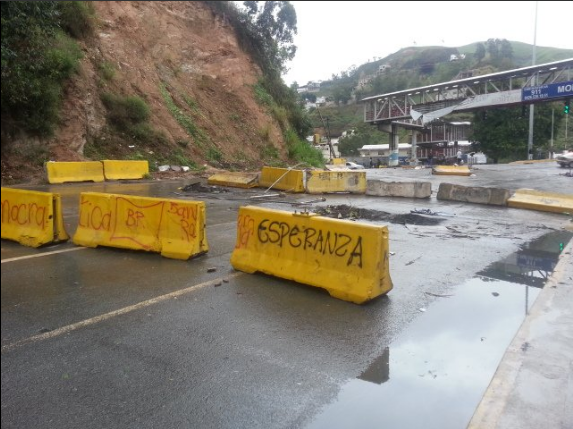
256,219,363,268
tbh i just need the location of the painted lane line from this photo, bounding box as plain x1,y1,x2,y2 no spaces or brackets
1,271,244,354
1,246,88,264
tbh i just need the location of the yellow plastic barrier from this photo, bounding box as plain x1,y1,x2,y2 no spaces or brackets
432,165,472,176
1,188,69,247
102,160,149,180
331,158,346,165
46,161,105,184
306,170,367,194
507,189,573,214
258,167,305,193
230,206,393,304
207,172,259,188
73,192,208,259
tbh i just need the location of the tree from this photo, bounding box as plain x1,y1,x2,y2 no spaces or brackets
1,1,84,138
472,104,562,163
243,1,297,74
300,92,316,103
486,38,499,61
474,43,486,62
499,39,513,60
338,124,386,156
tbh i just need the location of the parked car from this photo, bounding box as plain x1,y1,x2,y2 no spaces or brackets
345,161,365,170
555,150,573,168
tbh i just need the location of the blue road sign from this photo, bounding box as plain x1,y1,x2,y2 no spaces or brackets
522,80,573,101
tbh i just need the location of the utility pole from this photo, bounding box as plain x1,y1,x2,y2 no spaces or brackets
550,108,554,158
527,1,538,160
316,107,336,160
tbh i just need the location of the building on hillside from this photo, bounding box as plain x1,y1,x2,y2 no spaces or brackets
297,81,321,94
378,64,391,74
357,75,374,88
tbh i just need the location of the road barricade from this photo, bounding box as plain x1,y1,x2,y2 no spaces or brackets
258,167,305,193
437,183,510,206
306,170,366,194
230,206,393,304
73,192,208,260
46,161,105,184
207,172,259,188
102,160,149,180
432,165,472,176
331,158,346,165
1,188,69,247
507,189,573,214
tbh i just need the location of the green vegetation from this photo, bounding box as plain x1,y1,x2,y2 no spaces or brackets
283,129,324,167
472,103,565,163
160,83,208,147
1,1,92,139
101,93,150,130
98,61,116,81
338,124,389,156
204,1,311,140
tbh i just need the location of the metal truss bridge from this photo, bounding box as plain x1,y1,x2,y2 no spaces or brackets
362,58,573,128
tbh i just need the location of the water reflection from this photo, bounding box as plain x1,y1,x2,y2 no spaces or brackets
478,230,572,288
357,347,390,385
306,278,541,429
307,231,573,428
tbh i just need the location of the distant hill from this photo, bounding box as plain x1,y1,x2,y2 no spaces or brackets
304,40,572,136
458,41,573,66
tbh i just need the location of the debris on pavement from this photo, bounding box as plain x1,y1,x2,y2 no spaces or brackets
425,292,454,298
411,208,455,217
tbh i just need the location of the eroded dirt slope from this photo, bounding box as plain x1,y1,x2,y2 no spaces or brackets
2,1,286,184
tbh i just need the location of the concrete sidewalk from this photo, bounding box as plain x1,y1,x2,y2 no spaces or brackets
468,236,573,429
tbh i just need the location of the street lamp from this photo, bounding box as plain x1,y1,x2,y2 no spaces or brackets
527,1,538,160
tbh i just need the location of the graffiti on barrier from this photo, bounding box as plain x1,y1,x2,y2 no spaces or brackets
78,195,201,249
256,218,363,267
1,200,48,229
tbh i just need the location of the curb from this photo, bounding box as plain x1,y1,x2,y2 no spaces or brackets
467,239,573,429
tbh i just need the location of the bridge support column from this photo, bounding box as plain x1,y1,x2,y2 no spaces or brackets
410,132,418,166
388,125,400,167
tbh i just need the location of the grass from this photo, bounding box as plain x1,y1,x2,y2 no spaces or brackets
160,83,208,147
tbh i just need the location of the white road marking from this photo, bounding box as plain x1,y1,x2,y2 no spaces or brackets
1,246,88,264
1,271,244,353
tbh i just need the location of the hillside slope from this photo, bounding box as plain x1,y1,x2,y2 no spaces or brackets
1,1,288,184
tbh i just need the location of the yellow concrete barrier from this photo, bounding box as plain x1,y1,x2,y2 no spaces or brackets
207,172,259,188
306,170,367,194
331,158,346,165
258,167,305,193
507,189,573,214
102,160,149,180
509,159,555,164
46,161,105,184
432,165,472,176
1,188,69,247
230,206,393,304
73,192,208,259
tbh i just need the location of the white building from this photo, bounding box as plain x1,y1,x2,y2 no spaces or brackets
359,143,412,158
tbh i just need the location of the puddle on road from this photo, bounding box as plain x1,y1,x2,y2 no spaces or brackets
306,231,571,429
478,230,572,288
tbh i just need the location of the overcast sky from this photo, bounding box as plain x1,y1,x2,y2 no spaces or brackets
282,1,573,86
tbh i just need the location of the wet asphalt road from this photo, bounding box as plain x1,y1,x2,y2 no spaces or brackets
1,162,572,429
